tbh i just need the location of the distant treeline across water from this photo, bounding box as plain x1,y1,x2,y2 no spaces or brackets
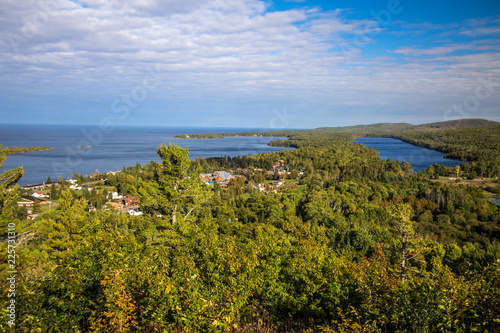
0,124,468,185
0,124,293,185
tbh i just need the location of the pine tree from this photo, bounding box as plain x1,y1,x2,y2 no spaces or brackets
33,200,42,214
50,183,58,200
138,143,211,223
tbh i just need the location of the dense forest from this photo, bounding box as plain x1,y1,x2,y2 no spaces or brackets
1,121,500,332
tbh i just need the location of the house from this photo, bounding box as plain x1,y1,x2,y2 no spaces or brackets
128,209,143,216
18,201,33,208
32,192,48,198
214,171,233,182
123,195,140,206
21,196,50,205
200,173,213,179
272,180,284,187
20,183,51,190
253,183,266,192
89,169,99,179
111,192,122,200
200,173,214,184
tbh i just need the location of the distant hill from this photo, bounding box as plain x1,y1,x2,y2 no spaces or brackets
174,118,499,139
413,119,499,131
314,123,414,135
315,118,499,136
173,118,499,162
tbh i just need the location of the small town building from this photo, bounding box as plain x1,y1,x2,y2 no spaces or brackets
18,201,33,208
123,195,140,206
128,209,143,216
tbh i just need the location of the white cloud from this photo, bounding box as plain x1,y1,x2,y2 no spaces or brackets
0,0,499,127
460,26,500,37
391,42,500,56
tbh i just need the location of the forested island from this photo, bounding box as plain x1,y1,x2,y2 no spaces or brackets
1,119,500,332
5,146,54,154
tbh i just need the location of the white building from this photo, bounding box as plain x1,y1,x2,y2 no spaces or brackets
128,209,143,216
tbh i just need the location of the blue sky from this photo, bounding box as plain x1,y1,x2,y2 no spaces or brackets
1,0,499,129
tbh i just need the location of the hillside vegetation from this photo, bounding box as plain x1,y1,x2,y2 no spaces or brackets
1,123,500,332
176,118,500,164
393,124,500,162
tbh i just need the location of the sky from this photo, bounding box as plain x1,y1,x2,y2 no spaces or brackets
1,0,499,129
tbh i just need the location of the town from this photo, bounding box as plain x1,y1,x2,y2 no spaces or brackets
17,160,302,220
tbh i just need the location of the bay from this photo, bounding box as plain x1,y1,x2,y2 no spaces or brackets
355,137,467,172
0,124,293,185
489,198,500,206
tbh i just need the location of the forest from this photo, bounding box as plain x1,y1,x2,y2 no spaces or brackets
1,120,500,332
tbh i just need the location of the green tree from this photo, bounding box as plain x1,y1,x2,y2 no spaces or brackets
33,200,42,214
388,203,426,283
0,145,23,217
18,204,28,220
50,183,58,200
138,143,211,223
401,161,412,173
46,176,52,184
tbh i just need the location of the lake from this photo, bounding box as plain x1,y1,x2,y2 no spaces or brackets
355,137,467,172
0,124,293,185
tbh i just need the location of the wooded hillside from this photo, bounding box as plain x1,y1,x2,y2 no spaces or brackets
1,125,499,332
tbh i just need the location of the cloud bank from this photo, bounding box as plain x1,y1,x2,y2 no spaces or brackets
1,0,499,128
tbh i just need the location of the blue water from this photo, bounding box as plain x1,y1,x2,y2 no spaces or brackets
355,137,467,172
0,124,293,185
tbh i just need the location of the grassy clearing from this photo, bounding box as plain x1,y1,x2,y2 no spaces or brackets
433,177,500,198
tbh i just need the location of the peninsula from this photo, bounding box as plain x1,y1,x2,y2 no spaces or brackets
4,146,54,154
